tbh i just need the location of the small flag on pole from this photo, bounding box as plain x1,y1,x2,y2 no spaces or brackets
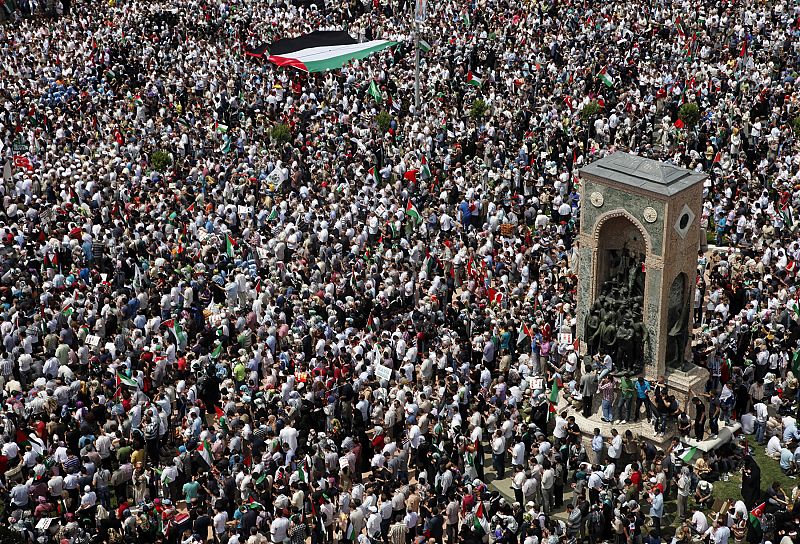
548,378,560,413
420,156,432,179
198,439,213,466
418,39,432,53
597,68,614,88
405,200,421,222
748,502,765,529
466,71,483,87
116,370,138,388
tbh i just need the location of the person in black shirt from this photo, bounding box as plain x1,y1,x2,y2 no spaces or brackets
566,417,581,446
693,397,707,440
193,507,212,539
427,507,445,544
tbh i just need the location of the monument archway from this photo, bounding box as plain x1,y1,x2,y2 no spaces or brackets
583,212,651,374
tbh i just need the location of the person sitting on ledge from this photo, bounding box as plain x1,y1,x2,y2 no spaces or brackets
693,454,718,482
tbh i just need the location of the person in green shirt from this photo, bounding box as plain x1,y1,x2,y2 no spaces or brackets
116,440,132,465
233,360,247,385
617,375,635,423
182,474,201,504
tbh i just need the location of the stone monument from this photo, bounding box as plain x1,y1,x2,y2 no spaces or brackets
576,152,708,416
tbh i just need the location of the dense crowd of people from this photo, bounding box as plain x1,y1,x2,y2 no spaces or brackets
3,0,800,543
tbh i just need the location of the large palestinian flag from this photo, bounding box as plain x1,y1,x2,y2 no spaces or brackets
267,31,397,73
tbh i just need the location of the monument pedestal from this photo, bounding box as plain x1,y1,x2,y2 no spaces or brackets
665,365,709,419
557,395,675,450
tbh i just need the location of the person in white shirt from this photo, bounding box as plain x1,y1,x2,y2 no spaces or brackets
553,412,568,448
753,402,768,445
607,428,622,462
512,466,527,505
215,508,230,541
739,411,755,434
691,507,709,535
704,518,731,544
512,438,526,467
766,434,783,458
491,430,507,479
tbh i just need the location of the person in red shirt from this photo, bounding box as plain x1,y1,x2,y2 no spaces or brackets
630,464,643,493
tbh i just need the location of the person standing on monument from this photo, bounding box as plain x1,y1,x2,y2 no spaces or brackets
581,365,599,418
634,376,654,422
617,375,635,423
599,374,616,422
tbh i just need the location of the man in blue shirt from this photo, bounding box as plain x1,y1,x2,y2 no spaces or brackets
779,447,795,474
649,487,664,537
590,428,604,465
634,377,653,422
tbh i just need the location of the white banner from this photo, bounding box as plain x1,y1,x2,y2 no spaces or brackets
374,364,393,381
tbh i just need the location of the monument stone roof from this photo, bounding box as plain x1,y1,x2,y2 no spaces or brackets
579,151,706,197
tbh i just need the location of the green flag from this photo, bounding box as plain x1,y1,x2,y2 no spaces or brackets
546,378,560,422
367,81,383,104
466,72,483,87
210,343,223,359
116,370,138,388
680,447,697,463
418,39,432,53
420,156,431,179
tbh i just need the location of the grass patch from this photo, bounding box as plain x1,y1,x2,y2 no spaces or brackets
712,446,796,503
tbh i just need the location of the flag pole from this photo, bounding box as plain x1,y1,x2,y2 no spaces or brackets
413,3,421,116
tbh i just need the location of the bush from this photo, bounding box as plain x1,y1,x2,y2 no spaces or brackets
150,150,172,173
270,123,291,146
470,98,489,120
678,102,701,130
792,116,800,137
0,527,24,544
579,101,601,121
376,111,392,134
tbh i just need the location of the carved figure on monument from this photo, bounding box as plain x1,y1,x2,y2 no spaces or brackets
585,311,602,354
665,273,690,369
616,322,635,369
631,320,648,374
